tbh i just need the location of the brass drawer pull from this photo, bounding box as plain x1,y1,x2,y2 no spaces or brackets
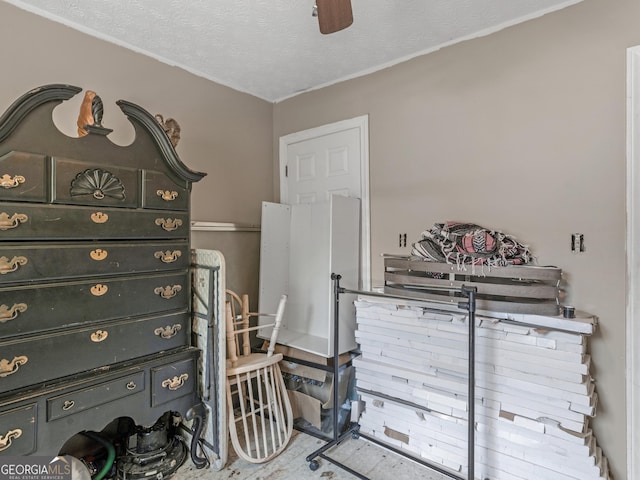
90,212,109,224
157,190,178,201
0,429,22,452
161,373,189,391
154,285,182,299
62,400,75,411
155,218,182,232
0,356,28,377
0,255,28,274
90,284,108,296
90,330,108,342
154,324,182,339
0,212,28,231
90,249,108,261
126,381,137,390
0,174,25,189
154,250,182,263
0,303,27,323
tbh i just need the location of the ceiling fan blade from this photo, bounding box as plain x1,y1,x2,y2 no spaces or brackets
317,0,353,35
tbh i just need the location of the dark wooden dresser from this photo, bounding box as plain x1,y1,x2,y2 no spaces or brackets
0,84,206,456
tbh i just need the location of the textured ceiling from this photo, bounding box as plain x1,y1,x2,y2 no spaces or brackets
5,0,582,102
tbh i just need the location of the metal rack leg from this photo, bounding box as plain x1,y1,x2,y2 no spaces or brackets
306,275,477,480
460,286,477,480
306,273,350,471
306,423,366,477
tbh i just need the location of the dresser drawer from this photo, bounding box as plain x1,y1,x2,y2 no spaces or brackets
143,170,189,211
0,312,190,392
0,272,188,337
0,151,47,203
151,357,196,407
47,371,145,421
0,203,189,240
53,158,139,208
0,241,189,285
0,403,37,455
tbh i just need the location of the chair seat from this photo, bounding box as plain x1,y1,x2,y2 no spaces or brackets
226,352,284,376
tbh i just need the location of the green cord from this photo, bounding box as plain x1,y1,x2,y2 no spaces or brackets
80,431,116,480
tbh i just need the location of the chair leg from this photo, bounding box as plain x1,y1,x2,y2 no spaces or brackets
225,301,238,368
226,364,293,463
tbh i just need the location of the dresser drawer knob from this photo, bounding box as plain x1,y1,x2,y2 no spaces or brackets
154,285,182,299
0,212,28,230
90,330,109,342
156,189,179,201
154,250,182,263
62,400,75,411
0,174,25,189
90,284,108,296
161,373,189,391
154,324,182,339
90,212,109,224
90,249,108,261
126,381,137,390
0,255,28,274
155,218,182,232
0,429,22,452
0,355,28,377
0,303,27,323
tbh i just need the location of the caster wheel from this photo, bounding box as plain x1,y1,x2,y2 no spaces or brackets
351,432,360,440
309,460,320,471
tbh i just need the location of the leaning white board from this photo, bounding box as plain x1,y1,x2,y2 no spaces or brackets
258,196,360,357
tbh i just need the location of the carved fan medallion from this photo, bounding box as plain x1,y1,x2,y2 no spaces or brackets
70,168,125,200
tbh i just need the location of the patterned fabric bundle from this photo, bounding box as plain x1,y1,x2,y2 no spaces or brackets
411,221,533,268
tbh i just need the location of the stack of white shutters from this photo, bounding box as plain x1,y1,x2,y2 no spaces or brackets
354,296,609,480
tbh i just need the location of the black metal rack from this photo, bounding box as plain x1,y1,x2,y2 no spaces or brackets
305,273,477,480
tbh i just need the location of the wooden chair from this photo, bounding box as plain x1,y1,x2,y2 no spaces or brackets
225,290,293,463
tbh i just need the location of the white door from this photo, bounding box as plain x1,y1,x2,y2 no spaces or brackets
626,45,640,480
279,115,370,289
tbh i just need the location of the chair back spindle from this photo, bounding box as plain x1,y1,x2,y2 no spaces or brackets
224,290,293,463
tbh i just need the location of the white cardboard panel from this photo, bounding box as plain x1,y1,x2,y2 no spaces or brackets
356,336,593,398
258,197,360,357
355,309,590,378
353,295,596,334
289,201,330,340
354,297,610,479
258,202,291,317
329,195,361,356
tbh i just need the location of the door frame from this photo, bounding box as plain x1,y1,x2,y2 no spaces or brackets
626,45,640,480
279,115,371,289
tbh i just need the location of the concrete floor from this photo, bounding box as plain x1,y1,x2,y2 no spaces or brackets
173,430,454,480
